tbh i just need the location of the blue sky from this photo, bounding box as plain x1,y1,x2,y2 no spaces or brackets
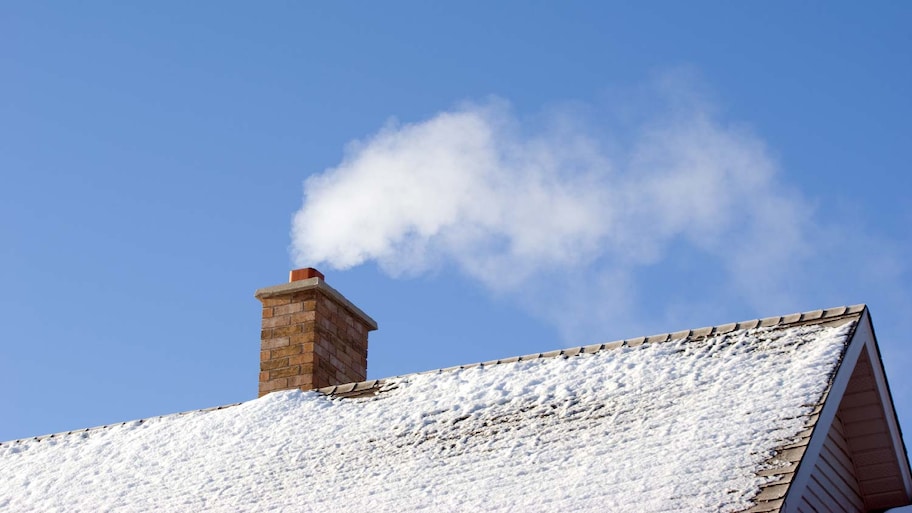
2,2,910,444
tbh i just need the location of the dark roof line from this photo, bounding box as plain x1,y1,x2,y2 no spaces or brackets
2,304,866,444
319,304,866,398
0,403,244,447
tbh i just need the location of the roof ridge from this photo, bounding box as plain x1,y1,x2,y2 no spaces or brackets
2,304,866,445
318,304,867,397
0,402,245,447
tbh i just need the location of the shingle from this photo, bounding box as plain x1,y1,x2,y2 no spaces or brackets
646,333,671,344
334,382,357,394
670,329,692,340
846,304,866,314
759,315,782,327
562,347,583,357
352,380,380,392
737,319,761,330
800,309,824,321
753,483,790,500
756,461,798,477
604,337,628,350
744,498,784,512
822,306,847,318
780,436,811,450
781,313,802,324
713,322,738,334
775,446,808,464
580,344,602,354
691,326,713,338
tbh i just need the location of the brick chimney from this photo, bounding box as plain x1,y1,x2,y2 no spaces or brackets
255,268,377,397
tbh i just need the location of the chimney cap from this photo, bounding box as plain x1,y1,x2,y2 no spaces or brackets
289,267,324,282
256,267,377,331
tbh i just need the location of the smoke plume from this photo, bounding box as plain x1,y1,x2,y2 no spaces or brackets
291,88,815,341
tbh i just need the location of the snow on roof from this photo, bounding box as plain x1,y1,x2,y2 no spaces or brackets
0,317,857,512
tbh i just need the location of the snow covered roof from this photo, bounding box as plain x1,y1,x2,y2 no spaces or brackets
2,305,910,512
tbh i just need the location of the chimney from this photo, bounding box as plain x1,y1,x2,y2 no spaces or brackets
254,268,378,397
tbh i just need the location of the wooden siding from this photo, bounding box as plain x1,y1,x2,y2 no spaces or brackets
796,413,864,512
793,344,911,512
840,347,910,509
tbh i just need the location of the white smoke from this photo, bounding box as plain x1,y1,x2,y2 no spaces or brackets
291,90,815,341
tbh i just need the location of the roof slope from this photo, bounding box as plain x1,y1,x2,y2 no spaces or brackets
0,307,869,512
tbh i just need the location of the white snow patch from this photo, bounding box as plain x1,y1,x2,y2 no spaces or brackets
0,323,853,512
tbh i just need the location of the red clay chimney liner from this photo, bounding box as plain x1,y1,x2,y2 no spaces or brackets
289,267,324,282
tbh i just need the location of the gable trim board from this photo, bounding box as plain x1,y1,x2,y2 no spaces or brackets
2,304,910,512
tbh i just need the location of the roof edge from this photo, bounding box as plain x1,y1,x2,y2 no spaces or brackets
0,402,244,447
2,304,867,444
319,304,866,398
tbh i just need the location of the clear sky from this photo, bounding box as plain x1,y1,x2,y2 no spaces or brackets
2,2,910,444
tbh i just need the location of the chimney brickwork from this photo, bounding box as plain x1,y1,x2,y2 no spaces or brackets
255,268,377,397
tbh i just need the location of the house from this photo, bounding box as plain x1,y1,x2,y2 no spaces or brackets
1,269,910,512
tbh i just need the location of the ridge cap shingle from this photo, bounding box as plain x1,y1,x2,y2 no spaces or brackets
2,304,866,445
331,304,866,396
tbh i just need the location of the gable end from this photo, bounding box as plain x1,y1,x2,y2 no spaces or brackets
783,309,912,512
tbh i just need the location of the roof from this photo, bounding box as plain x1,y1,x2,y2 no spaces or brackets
1,305,909,512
